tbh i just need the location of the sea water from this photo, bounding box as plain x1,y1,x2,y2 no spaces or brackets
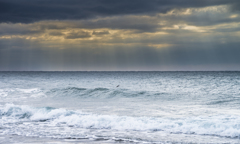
0,71,240,143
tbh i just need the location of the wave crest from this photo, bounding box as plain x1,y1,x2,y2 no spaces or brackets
1,104,240,138
46,87,167,99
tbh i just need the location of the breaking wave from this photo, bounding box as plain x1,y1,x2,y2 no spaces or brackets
1,104,240,139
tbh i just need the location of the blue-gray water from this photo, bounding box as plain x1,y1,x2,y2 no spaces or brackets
1,72,240,143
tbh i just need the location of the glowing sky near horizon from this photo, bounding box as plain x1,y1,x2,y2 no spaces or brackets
0,0,240,71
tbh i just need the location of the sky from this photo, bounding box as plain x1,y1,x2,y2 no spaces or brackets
0,0,240,71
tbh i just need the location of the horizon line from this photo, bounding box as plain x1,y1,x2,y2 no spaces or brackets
0,70,240,72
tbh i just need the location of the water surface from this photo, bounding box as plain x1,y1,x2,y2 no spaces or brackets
1,71,240,143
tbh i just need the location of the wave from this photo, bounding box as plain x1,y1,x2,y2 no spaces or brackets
0,88,45,98
0,87,174,105
207,99,236,105
16,88,41,94
48,87,110,98
47,86,170,100
49,87,121,98
205,96,240,106
1,104,240,139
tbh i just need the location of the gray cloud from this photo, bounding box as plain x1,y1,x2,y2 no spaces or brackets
49,31,64,36
64,31,92,39
1,0,240,23
92,30,110,36
156,7,240,27
0,23,42,36
80,16,161,32
2,5,239,38
39,24,67,30
231,2,240,11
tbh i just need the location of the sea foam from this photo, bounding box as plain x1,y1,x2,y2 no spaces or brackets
1,104,240,138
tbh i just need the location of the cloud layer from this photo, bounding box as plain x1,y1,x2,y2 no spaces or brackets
0,1,240,71
1,0,240,23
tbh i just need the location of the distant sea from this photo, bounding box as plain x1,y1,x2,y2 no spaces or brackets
1,71,240,143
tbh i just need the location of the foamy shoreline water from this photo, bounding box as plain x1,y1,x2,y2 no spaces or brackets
0,135,105,144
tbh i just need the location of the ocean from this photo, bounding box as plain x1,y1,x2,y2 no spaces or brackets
0,71,240,143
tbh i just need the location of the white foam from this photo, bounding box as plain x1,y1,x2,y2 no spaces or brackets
30,92,46,98
0,90,8,97
16,88,41,94
0,89,14,97
1,104,240,138
0,88,45,99
0,88,42,97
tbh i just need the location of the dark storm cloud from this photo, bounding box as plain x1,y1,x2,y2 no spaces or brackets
1,0,240,23
231,2,240,11
37,16,161,32
0,23,42,35
81,16,161,32
156,11,240,27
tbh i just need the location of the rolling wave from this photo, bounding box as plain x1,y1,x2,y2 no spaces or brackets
47,87,157,99
1,104,240,139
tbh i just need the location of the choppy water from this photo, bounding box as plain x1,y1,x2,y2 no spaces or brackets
1,71,240,143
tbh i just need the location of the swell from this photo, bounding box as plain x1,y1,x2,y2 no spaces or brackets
206,97,240,105
1,104,240,138
45,87,240,104
47,87,164,99
2,87,239,106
